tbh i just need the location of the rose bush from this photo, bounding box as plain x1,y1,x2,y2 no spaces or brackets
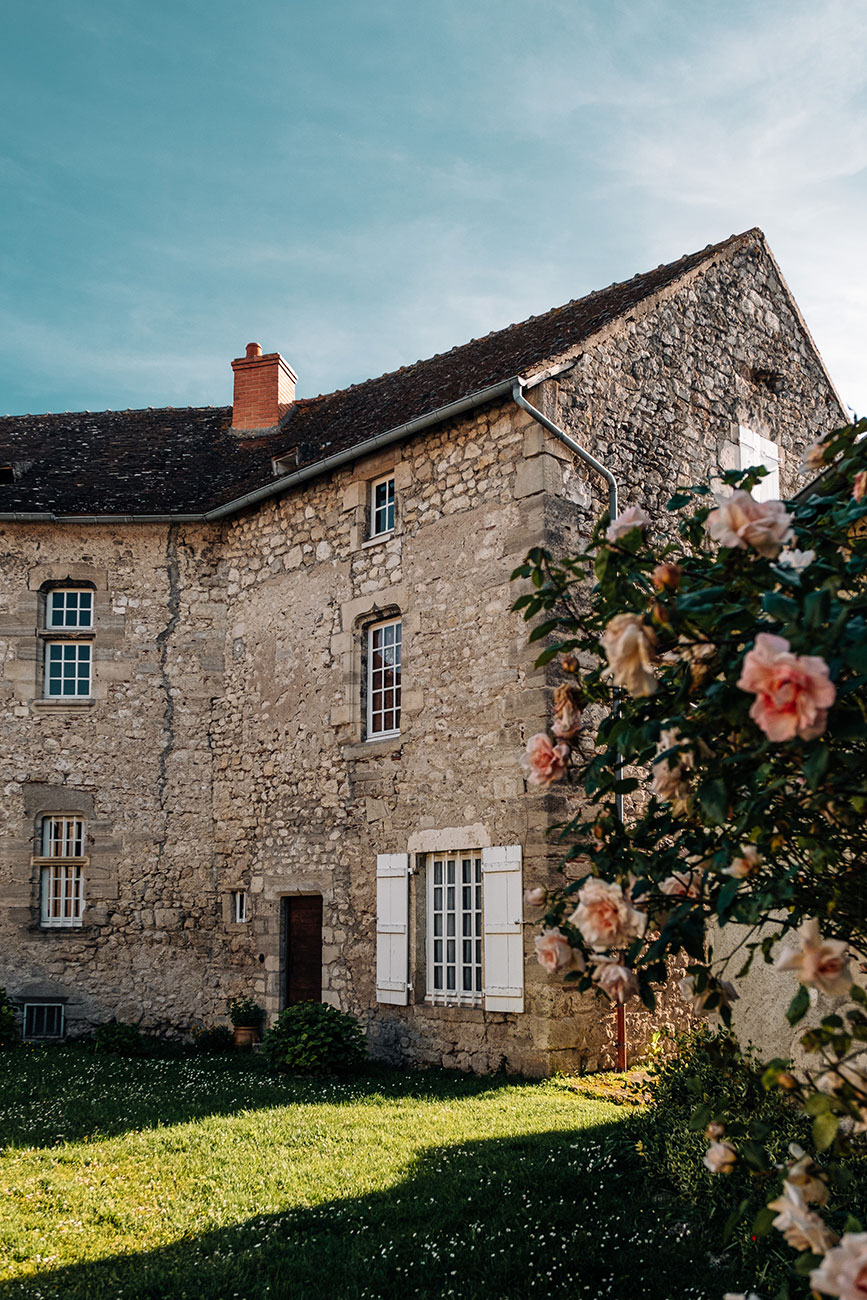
514,418,867,1298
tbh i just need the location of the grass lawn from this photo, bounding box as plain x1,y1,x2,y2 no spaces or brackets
0,1047,749,1300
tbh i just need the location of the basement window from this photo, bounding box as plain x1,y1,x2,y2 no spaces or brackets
0,465,13,485
24,1003,65,1039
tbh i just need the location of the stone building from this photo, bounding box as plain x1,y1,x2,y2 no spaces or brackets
0,228,847,1073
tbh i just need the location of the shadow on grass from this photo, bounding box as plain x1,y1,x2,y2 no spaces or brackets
0,1047,532,1148
0,1117,743,1300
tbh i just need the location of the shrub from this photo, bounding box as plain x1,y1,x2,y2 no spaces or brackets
193,1024,234,1054
226,997,264,1028
93,1019,146,1056
262,1001,365,1074
0,987,20,1049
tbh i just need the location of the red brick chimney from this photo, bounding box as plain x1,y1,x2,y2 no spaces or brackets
231,342,297,432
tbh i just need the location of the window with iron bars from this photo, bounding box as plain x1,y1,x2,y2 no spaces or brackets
37,815,85,927
426,851,482,1006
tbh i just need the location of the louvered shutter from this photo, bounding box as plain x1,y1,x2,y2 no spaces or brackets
482,845,524,1012
739,426,779,502
376,853,410,1004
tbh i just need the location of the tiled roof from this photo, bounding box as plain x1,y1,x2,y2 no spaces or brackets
0,229,758,518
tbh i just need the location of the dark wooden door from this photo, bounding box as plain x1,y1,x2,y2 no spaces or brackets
282,895,323,1005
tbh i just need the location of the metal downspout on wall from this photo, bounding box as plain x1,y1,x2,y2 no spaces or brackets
511,379,628,1071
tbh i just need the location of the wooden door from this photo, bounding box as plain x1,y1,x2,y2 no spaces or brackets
282,895,323,1005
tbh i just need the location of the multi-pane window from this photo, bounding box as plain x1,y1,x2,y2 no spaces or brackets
24,1004,64,1039
367,619,401,738
41,586,95,698
38,815,85,927
370,475,395,537
46,589,93,628
44,642,92,697
427,851,483,1006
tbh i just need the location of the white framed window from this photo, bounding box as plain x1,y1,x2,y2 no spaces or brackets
44,642,92,698
370,474,395,538
24,1003,65,1039
367,618,401,738
37,815,85,927
426,850,483,1006
232,890,248,923
46,588,93,629
739,426,779,502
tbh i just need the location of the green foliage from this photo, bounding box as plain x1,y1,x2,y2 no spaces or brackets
0,986,20,1049
262,1001,365,1074
192,1024,234,1054
226,996,264,1028
92,1019,147,1056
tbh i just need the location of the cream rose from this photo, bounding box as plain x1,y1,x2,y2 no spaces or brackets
775,918,852,996
705,490,791,559
601,613,658,697
768,1182,837,1255
737,632,835,742
605,504,650,544
704,1140,737,1174
591,957,639,1004
811,1232,867,1298
568,877,646,950
551,684,583,740
523,886,547,911
659,868,703,900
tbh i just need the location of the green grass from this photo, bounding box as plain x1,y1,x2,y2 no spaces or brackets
0,1047,751,1299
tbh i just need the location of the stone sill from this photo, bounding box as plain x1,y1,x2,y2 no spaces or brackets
33,699,96,712
362,530,396,549
342,735,404,758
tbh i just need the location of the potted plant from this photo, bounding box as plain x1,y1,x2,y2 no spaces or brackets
226,996,264,1049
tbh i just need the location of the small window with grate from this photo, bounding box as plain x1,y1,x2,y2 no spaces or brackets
24,1003,65,1039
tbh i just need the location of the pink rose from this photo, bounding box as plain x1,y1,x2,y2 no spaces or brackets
524,886,547,911
606,504,650,544
775,918,852,996
592,957,639,1004
737,632,835,742
704,1140,737,1174
854,471,867,503
811,1233,867,1299
551,684,583,740
568,877,646,949
601,613,658,697
705,490,791,559
768,1183,837,1255
521,734,570,787
534,928,583,976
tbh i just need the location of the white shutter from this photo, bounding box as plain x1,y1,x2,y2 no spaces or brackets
376,853,410,1004
482,845,524,1013
739,426,779,502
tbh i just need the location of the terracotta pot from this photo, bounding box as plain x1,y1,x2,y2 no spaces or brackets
232,1025,259,1050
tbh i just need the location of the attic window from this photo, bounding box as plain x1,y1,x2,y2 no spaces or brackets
0,465,13,485
749,367,783,395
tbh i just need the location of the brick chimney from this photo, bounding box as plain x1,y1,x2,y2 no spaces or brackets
231,342,297,432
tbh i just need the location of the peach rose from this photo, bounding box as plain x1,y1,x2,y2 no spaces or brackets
737,632,835,742
551,684,583,740
524,886,547,911
606,504,650,544
787,1153,829,1207
723,845,761,879
651,562,681,591
811,1233,867,1299
768,1183,837,1255
601,613,658,697
659,869,703,900
705,490,791,559
703,1140,737,1174
775,918,852,996
650,728,693,812
854,471,867,503
534,928,584,976
521,734,570,787
568,877,646,949
592,957,639,1004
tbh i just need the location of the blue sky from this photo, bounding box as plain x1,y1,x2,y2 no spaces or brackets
1,0,866,417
